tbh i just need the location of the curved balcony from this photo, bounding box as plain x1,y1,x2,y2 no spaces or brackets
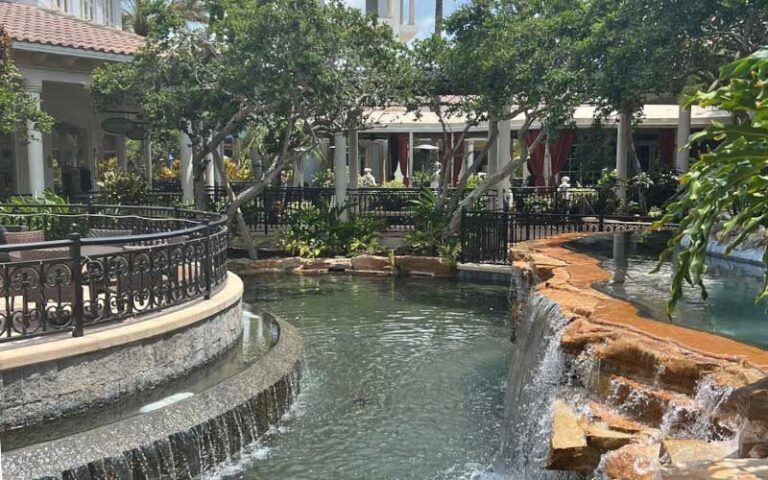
0,204,229,342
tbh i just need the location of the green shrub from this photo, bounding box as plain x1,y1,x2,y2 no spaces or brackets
381,179,405,188
98,169,149,205
279,201,381,258
0,190,71,238
404,188,460,263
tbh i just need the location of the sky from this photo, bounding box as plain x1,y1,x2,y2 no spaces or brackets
343,0,470,40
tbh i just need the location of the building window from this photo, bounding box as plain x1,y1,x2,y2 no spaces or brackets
55,0,69,13
81,0,94,21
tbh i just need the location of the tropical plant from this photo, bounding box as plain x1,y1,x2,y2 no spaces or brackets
655,50,768,311
97,169,150,205
224,157,253,183
381,179,405,188
154,158,181,182
404,188,458,260
123,0,207,36
278,201,381,258
313,168,335,187
0,191,70,239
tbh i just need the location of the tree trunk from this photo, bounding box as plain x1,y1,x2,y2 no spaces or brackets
435,0,443,35
211,148,258,259
443,126,543,236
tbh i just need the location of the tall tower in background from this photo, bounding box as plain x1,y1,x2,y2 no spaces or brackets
366,0,418,42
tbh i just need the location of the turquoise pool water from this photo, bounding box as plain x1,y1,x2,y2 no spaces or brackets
565,232,768,349
220,275,513,480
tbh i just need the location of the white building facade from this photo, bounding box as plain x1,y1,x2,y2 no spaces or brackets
0,0,141,197
365,0,418,43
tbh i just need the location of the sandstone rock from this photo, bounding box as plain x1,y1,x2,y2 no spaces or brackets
395,256,455,277
599,374,698,428
582,422,636,451
351,255,392,272
587,402,652,435
603,442,661,480
547,400,600,471
728,376,768,422
661,439,736,468
248,257,303,272
298,257,351,273
661,458,768,479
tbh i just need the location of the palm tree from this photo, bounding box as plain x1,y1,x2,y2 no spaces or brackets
435,0,442,34
122,0,207,37
122,0,152,36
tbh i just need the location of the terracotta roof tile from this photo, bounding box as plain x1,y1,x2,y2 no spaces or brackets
0,1,143,55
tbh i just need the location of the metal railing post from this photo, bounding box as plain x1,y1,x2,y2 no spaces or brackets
599,213,605,232
69,233,84,338
203,220,213,300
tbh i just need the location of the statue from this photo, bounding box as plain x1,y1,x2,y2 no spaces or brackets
429,161,442,189
360,167,377,187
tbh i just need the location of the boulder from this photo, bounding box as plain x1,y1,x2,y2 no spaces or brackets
661,439,736,468
603,443,661,480
661,458,768,479
247,257,303,272
297,258,351,273
395,256,455,277
351,255,392,273
582,422,635,451
546,401,600,471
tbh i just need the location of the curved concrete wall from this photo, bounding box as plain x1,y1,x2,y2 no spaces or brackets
0,273,245,431
3,316,303,480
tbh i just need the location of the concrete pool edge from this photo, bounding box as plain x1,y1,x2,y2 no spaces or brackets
2,317,304,480
510,233,768,372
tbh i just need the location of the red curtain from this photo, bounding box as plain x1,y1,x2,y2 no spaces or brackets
525,130,576,186
658,129,676,168
548,130,577,185
525,130,546,186
397,133,409,186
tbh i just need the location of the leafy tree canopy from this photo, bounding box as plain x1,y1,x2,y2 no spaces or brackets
656,50,768,311
0,26,53,136
93,0,408,211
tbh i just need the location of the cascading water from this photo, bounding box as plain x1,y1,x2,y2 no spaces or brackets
496,290,576,479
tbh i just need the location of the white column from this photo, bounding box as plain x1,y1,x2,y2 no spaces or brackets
496,115,512,210
407,131,414,185
349,130,359,190
293,153,304,187
461,140,474,179
205,151,215,188
616,111,629,205
179,132,194,205
675,105,691,174
116,135,127,170
334,133,348,221
26,83,45,197
408,0,415,24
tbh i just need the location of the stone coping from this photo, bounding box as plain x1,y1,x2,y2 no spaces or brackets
510,233,768,371
2,316,303,480
0,273,244,372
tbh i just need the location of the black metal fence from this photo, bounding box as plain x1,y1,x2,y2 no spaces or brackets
460,211,656,264
0,205,228,342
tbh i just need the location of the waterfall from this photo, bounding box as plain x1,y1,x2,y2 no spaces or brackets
496,291,576,479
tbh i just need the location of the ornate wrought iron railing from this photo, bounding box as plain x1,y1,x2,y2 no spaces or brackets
0,205,228,342
460,211,659,264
